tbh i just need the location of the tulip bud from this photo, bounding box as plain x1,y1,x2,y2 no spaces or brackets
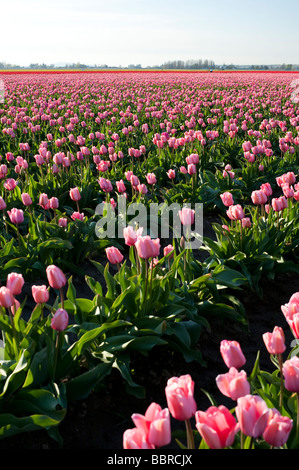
46,265,67,290
51,308,69,331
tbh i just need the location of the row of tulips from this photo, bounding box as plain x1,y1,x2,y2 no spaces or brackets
0,71,298,447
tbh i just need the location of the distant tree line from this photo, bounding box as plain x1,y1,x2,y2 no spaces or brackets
160,59,217,69
0,60,298,71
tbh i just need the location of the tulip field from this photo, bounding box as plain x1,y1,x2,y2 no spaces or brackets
1,70,299,451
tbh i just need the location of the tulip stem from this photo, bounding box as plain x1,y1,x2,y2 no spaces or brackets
185,419,195,449
297,392,299,445
59,288,64,309
278,353,284,411
8,309,19,359
142,260,149,316
53,331,63,381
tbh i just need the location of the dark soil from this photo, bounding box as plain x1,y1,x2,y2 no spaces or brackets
0,215,298,450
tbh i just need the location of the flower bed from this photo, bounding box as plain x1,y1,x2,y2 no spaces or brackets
0,71,298,449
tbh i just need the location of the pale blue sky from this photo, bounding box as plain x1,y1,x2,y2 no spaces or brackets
2,0,298,66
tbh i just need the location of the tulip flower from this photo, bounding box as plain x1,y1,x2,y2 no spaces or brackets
0,286,15,309
262,408,293,448
131,402,171,448
195,405,239,449
165,374,197,422
220,192,234,207
7,208,24,225
226,204,244,221
216,367,250,401
69,187,81,201
164,244,174,257
165,374,197,448
220,339,246,369
251,190,267,205
235,395,270,440
0,197,6,211
32,285,50,304
116,179,126,193
6,272,24,296
71,211,84,221
123,225,138,246
21,193,33,206
123,427,154,449
263,326,286,355
51,308,69,332
59,217,67,227
135,236,160,260
46,265,67,291
146,173,157,185
283,356,299,392
179,207,195,226
4,178,17,191
167,169,176,180
281,292,299,339
105,247,124,265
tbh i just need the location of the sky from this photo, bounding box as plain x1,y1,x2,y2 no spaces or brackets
1,0,299,67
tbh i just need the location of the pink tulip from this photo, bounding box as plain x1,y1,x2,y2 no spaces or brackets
6,272,24,296
123,225,138,246
32,285,50,304
4,178,17,191
59,218,67,227
179,207,195,226
180,166,188,174
135,236,160,259
0,197,6,210
116,180,126,193
220,192,234,207
216,367,250,401
188,163,196,175
226,205,244,221
46,265,67,290
242,217,251,228
220,339,246,369
51,308,69,331
235,395,270,438
0,286,15,308
131,402,171,447
260,183,272,197
105,246,124,264
281,293,299,338
7,208,24,224
39,193,49,208
69,187,81,201
262,408,293,448
137,183,148,194
71,211,84,221
262,326,286,355
283,356,299,392
272,196,287,212
195,405,239,449
282,184,294,199
99,177,113,193
164,244,174,257
49,197,59,210
123,427,154,449
167,169,176,179
146,173,157,185
251,190,267,205
165,374,197,421
21,193,32,206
